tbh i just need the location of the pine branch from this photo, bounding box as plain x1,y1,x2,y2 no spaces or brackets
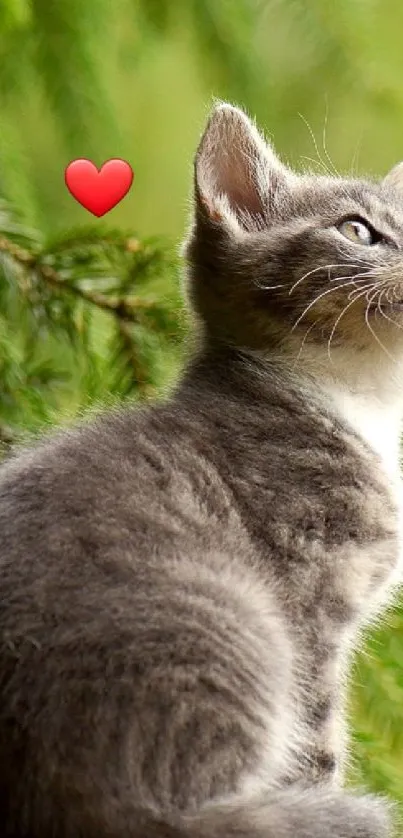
116,319,155,399
0,201,183,426
0,229,181,334
0,235,145,322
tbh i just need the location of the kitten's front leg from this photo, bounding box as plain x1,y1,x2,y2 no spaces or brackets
284,678,349,788
302,713,347,787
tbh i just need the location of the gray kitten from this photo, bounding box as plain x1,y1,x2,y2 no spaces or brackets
0,102,403,838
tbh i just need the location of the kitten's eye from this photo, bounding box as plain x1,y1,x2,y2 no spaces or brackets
336,218,375,246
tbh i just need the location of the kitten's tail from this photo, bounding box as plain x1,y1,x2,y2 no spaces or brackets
132,787,392,838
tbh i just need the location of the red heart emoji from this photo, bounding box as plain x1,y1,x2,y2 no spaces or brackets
65,158,134,217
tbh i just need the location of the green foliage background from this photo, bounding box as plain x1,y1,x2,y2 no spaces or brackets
1,0,403,809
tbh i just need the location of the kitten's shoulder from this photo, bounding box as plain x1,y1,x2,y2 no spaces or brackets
0,400,189,526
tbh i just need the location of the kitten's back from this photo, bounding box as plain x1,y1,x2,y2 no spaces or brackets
0,374,393,838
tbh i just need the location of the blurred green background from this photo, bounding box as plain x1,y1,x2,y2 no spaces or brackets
1,0,403,811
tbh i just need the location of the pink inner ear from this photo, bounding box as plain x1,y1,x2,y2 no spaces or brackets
197,137,269,225
217,150,266,218
196,106,268,223
195,104,289,228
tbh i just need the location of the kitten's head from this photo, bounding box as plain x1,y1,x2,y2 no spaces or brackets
183,103,403,380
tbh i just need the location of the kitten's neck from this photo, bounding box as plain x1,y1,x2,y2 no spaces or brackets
286,344,403,480
180,343,403,481
321,384,402,479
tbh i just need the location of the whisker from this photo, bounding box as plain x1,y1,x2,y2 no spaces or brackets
292,319,320,369
392,284,402,303
364,287,397,363
329,272,371,283
322,99,341,179
327,272,377,295
298,113,335,178
300,156,333,178
328,270,376,285
291,278,361,332
377,287,385,318
327,284,379,363
289,263,366,296
349,133,363,178
365,283,384,303
377,288,403,332
335,246,382,270
253,279,285,291
347,277,381,300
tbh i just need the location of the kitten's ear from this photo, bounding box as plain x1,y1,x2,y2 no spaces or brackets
194,103,291,233
382,162,403,194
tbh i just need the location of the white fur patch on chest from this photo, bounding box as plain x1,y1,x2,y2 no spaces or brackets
324,381,403,592
326,385,401,479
